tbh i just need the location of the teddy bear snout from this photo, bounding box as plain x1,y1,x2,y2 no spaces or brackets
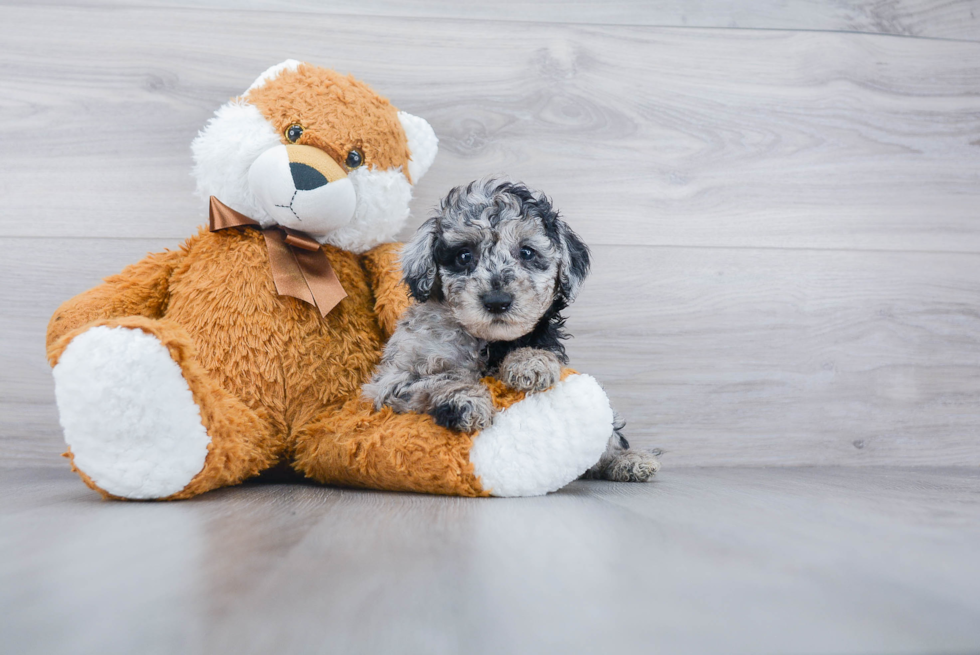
248,144,357,236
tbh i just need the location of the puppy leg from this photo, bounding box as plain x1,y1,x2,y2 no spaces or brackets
426,376,495,433
362,368,417,413
498,347,562,392
366,367,494,433
581,416,661,482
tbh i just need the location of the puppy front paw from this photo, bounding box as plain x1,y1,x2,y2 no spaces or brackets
499,348,562,392
431,391,495,433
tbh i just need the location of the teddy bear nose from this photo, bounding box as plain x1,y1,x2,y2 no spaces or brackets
289,162,329,191
482,291,513,315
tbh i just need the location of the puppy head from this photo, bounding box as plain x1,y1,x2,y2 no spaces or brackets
191,60,438,252
402,178,590,341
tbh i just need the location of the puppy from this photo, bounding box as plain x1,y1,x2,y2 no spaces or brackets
364,178,660,482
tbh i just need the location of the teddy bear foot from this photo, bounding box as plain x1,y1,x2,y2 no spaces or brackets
468,373,613,497
52,326,211,499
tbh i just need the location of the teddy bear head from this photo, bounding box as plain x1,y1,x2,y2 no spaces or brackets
191,60,438,252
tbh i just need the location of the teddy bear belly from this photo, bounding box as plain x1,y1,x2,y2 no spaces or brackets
164,233,384,431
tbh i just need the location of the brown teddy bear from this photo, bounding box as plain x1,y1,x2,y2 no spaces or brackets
45,61,615,500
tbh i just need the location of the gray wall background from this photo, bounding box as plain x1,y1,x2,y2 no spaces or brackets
1,0,978,468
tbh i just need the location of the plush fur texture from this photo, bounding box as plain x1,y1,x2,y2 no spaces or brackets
191,62,437,253
46,63,621,500
470,373,613,497
192,100,283,226
245,64,412,176
246,59,301,93
53,325,211,499
397,111,438,184
331,167,414,253
47,233,485,498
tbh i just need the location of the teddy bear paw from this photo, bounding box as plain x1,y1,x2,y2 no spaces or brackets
53,326,211,499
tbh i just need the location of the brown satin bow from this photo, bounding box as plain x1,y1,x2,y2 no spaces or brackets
208,196,347,317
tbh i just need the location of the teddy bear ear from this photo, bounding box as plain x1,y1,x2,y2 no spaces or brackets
246,59,303,93
398,111,438,184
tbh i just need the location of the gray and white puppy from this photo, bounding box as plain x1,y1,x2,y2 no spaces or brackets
364,179,659,482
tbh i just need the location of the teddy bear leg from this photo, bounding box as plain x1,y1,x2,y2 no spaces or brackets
290,371,614,497
50,317,279,500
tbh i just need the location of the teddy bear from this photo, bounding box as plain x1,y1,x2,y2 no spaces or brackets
45,60,615,500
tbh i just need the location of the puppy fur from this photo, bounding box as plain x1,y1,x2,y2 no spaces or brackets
364,178,660,482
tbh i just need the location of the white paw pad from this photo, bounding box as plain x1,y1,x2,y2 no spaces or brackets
469,374,613,497
53,326,211,499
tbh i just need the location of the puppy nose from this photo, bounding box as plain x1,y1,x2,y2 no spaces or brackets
289,162,329,191
482,291,513,314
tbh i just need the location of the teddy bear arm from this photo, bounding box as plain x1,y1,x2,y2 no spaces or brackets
361,242,414,340
46,248,185,366
289,369,615,498
290,397,490,497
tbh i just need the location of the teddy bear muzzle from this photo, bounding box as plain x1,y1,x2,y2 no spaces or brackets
248,143,357,237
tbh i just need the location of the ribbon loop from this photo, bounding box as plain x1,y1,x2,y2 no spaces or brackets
208,196,347,317
282,228,321,251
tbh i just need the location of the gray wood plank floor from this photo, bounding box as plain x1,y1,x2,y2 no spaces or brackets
2,5,980,652
2,466,979,654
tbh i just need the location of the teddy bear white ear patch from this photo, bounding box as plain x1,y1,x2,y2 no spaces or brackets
398,111,438,183
246,59,303,93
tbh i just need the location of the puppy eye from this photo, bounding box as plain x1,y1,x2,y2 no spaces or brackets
455,248,473,266
345,149,364,169
285,124,304,143
519,246,536,260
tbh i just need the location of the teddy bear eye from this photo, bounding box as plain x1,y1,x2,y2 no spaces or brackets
285,124,304,143
345,149,363,169
455,248,473,266
519,246,536,260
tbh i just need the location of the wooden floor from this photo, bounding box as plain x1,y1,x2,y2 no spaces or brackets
2,1,979,653
2,466,979,654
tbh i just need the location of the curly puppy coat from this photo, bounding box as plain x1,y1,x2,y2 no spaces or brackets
364,179,659,482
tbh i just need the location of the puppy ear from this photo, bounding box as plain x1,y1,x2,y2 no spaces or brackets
556,220,591,303
400,217,441,302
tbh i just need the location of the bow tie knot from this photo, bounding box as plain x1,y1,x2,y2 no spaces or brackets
208,196,347,317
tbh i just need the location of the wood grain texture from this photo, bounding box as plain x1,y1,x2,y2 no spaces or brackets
2,466,979,654
0,238,176,467
1,4,979,469
4,0,979,41
3,6,979,655
4,238,979,468
1,6,979,252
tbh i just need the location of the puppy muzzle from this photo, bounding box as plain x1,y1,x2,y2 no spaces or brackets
248,144,357,237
